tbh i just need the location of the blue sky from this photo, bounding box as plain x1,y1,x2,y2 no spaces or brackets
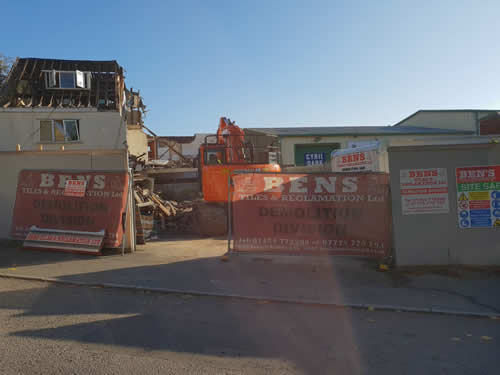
3,1,500,135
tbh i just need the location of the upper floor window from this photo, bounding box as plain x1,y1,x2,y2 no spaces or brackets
43,70,91,89
40,120,80,143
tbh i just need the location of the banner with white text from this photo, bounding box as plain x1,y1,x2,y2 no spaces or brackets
11,170,129,248
231,173,391,256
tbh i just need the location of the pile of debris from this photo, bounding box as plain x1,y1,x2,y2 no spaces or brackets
147,158,196,169
134,186,194,242
133,185,227,243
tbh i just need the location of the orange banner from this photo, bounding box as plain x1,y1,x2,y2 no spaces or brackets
232,173,391,256
11,170,129,248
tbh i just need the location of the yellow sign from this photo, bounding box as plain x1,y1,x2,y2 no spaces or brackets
469,191,490,201
494,219,500,227
458,193,468,201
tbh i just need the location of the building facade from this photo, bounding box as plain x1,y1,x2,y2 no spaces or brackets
394,109,499,134
0,58,148,157
247,126,474,167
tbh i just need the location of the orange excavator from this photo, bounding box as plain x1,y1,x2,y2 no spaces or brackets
199,117,281,202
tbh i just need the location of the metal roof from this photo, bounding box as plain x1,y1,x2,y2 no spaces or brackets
393,109,500,126
245,126,473,137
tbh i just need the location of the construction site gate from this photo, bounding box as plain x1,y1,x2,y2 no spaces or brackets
228,172,392,257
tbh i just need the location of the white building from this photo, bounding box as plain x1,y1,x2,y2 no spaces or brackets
0,58,148,158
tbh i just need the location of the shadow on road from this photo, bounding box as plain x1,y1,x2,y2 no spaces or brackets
1,282,363,375
0,246,103,268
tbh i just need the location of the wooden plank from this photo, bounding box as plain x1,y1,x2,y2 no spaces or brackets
39,60,47,79
152,193,177,215
133,190,143,203
18,59,29,80
29,59,38,79
137,201,155,208
150,195,172,216
135,204,145,244
77,92,83,107
163,200,177,215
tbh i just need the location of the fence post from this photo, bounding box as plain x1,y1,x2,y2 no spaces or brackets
227,173,232,253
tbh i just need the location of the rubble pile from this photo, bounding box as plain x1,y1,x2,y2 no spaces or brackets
134,185,196,235
147,158,196,169
133,184,227,244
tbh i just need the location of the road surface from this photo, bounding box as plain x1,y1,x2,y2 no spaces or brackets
0,278,498,374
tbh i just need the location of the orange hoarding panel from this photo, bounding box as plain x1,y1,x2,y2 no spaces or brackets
11,170,129,248
232,173,391,256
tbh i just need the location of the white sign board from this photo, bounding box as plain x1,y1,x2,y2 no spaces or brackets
347,140,378,149
63,180,87,197
400,168,449,215
333,149,377,172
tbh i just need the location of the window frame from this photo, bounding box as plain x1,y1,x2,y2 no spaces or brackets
39,120,81,143
43,70,92,90
204,148,226,165
59,72,76,89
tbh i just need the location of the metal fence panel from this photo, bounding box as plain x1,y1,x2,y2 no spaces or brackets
230,172,391,257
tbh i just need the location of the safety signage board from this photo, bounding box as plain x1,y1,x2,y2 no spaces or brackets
400,168,449,215
11,170,129,247
64,180,87,197
456,166,500,228
231,173,391,256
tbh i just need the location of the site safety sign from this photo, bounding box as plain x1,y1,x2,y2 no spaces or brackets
400,168,449,215
456,166,500,228
231,172,391,256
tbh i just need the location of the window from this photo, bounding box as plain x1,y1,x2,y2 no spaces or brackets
59,72,75,88
44,70,91,89
204,148,225,165
40,120,80,143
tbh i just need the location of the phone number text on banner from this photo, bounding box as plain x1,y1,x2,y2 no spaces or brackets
231,173,391,256
11,170,129,248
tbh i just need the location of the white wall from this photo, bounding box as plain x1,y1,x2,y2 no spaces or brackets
396,111,496,132
126,128,149,161
0,108,126,152
0,150,129,242
182,133,208,157
157,133,208,161
389,143,500,265
280,134,467,165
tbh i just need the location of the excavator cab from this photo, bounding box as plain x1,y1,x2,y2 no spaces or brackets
204,147,225,165
199,117,280,202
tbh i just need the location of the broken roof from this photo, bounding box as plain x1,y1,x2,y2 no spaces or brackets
0,57,124,110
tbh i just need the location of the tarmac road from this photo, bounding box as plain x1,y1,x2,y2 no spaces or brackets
0,278,498,375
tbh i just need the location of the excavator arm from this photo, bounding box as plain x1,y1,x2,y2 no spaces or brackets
216,117,247,163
